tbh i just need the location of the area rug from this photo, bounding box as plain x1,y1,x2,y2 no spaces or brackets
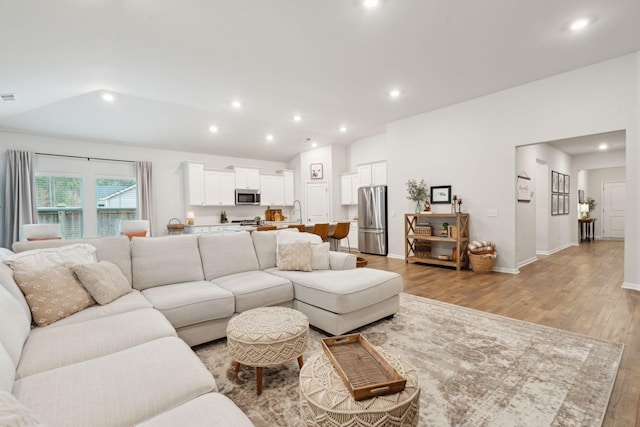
195,294,623,426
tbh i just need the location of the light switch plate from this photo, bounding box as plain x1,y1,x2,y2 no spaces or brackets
487,209,498,217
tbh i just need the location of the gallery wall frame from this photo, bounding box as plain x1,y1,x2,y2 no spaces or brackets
551,170,570,215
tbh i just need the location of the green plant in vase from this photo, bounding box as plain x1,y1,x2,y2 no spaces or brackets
406,179,428,213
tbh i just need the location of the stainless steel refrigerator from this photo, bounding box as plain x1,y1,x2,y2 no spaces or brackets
358,185,388,255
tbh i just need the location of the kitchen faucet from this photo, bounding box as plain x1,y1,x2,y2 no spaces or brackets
292,200,302,224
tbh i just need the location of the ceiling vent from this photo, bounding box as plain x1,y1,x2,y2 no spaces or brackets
1,93,16,102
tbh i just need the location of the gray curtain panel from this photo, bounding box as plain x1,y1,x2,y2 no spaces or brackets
136,161,153,236
3,150,36,248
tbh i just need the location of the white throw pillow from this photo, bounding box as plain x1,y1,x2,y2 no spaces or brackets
4,244,97,272
310,242,330,270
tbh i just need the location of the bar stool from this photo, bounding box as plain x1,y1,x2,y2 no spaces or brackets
311,223,330,241
256,225,277,231
328,222,351,252
287,224,306,232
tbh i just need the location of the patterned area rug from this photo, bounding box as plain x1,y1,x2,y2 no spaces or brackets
195,294,623,426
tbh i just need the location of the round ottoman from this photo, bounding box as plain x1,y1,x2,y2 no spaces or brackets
227,307,309,395
299,349,420,426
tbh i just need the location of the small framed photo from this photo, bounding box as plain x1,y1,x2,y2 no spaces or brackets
558,174,565,195
552,171,559,193
551,194,559,215
310,163,323,180
430,185,452,204
563,195,570,214
578,189,585,203
564,174,570,194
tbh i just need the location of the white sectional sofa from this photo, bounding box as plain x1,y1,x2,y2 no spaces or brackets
1,230,402,426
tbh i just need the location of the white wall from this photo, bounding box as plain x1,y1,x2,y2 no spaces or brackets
347,133,386,170
371,53,637,280
0,131,287,242
574,149,625,170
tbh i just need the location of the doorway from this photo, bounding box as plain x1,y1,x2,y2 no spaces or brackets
305,181,328,223
602,181,625,238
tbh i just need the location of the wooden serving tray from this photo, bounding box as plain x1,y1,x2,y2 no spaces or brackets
321,333,406,401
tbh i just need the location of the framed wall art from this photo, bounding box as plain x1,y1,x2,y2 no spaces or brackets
310,163,323,180
517,172,532,202
430,185,452,204
564,174,570,194
551,171,559,193
551,194,559,215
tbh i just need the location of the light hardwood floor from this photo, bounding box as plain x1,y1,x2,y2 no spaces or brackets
357,240,639,426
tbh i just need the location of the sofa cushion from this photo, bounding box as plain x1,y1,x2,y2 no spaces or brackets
0,285,30,367
278,241,312,272
136,393,254,427
0,390,45,426
212,270,293,312
46,290,152,328
14,265,96,326
268,267,403,314
131,235,204,290
141,281,234,328
0,263,31,319
251,229,279,270
13,337,216,427
17,308,177,379
12,237,133,285
198,232,260,280
329,251,357,270
72,261,132,305
0,343,15,393
4,243,97,272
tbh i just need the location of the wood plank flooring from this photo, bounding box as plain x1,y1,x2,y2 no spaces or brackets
357,240,639,426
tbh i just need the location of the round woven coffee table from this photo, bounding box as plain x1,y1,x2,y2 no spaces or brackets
299,349,420,426
227,307,309,395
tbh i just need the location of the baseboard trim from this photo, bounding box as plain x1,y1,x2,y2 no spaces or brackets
517,257,538,269
387,253,405,260
621,282,640,292
493,267,519,274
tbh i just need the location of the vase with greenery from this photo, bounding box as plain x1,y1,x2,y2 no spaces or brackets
406,179,428,213
586,197,597,217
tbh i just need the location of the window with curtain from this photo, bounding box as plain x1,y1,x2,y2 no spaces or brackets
35,175,83,239
96,178,137,237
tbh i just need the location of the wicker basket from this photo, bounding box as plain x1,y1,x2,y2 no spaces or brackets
469,253,495,273
167,218,185,232
415,226,432,236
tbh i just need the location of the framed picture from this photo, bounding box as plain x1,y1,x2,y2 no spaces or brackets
517,174,532,202
430,185,452,204
310,163,323,180
558,174,565,195
564,174,570,194
551,171,559,193
551,193,559,215
563,195,570,214
578,189,585,203
558,194,565,215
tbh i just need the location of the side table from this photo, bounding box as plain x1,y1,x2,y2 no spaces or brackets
578,218,597,242
299,349,420,426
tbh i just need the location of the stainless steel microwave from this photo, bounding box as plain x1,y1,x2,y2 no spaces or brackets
235,189,261,205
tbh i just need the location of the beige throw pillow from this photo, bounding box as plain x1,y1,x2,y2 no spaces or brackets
72,261,132,305
277,242,312,272
14,265,96,326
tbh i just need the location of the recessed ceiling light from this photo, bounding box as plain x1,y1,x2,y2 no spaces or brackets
570,18,590,31
102,93,115,102
209,125,219,134
389,89,401,98
293,114,302,122
266,134,274,142
598,143,608,150
363,0,379,8
231,100,242,109
311,142,318,148
340,125,348,133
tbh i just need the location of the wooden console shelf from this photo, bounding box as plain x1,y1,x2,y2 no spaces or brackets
404,213,470,271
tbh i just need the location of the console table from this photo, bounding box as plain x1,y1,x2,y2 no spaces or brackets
578,218,596,242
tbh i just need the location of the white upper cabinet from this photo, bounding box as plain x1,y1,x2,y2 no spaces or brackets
234,167,260,190
340,173,359,205
357,161,387,186
204,170,235,206
260,174,285,206
283,170,295,206
184,162,205,205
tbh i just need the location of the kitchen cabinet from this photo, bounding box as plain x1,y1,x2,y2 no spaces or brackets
184,162,205,205
260,175,285,206
357,161,387,186
347,221,358,250
404,213,470,271
283,170,295,206
235,167,260,190
204,170,235,206
340,173,359,205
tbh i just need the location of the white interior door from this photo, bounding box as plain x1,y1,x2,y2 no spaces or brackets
603,181,625,238
305,181,328,223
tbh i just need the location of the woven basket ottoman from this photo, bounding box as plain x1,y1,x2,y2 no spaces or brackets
299,349,420,426
227,307,309,395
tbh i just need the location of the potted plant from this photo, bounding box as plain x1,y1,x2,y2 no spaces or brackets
406,179,428,213
586,197,597,217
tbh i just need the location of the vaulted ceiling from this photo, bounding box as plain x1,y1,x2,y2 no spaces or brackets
1,1,639,161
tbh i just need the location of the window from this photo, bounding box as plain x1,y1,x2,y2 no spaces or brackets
35,175,83,239
96,178,137,237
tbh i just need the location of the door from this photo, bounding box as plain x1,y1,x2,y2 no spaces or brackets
306,181,328,223
603,181,625,238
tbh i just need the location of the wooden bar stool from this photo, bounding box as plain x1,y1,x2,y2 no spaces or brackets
288,224,306,232
256,225,277,231
311,223,330,241
328,222,351,252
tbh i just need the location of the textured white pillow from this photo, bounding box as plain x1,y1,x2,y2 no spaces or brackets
0,248,14,262
72,261,132,305
277,242,312,272
4,244,97,272
311,242,330,270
